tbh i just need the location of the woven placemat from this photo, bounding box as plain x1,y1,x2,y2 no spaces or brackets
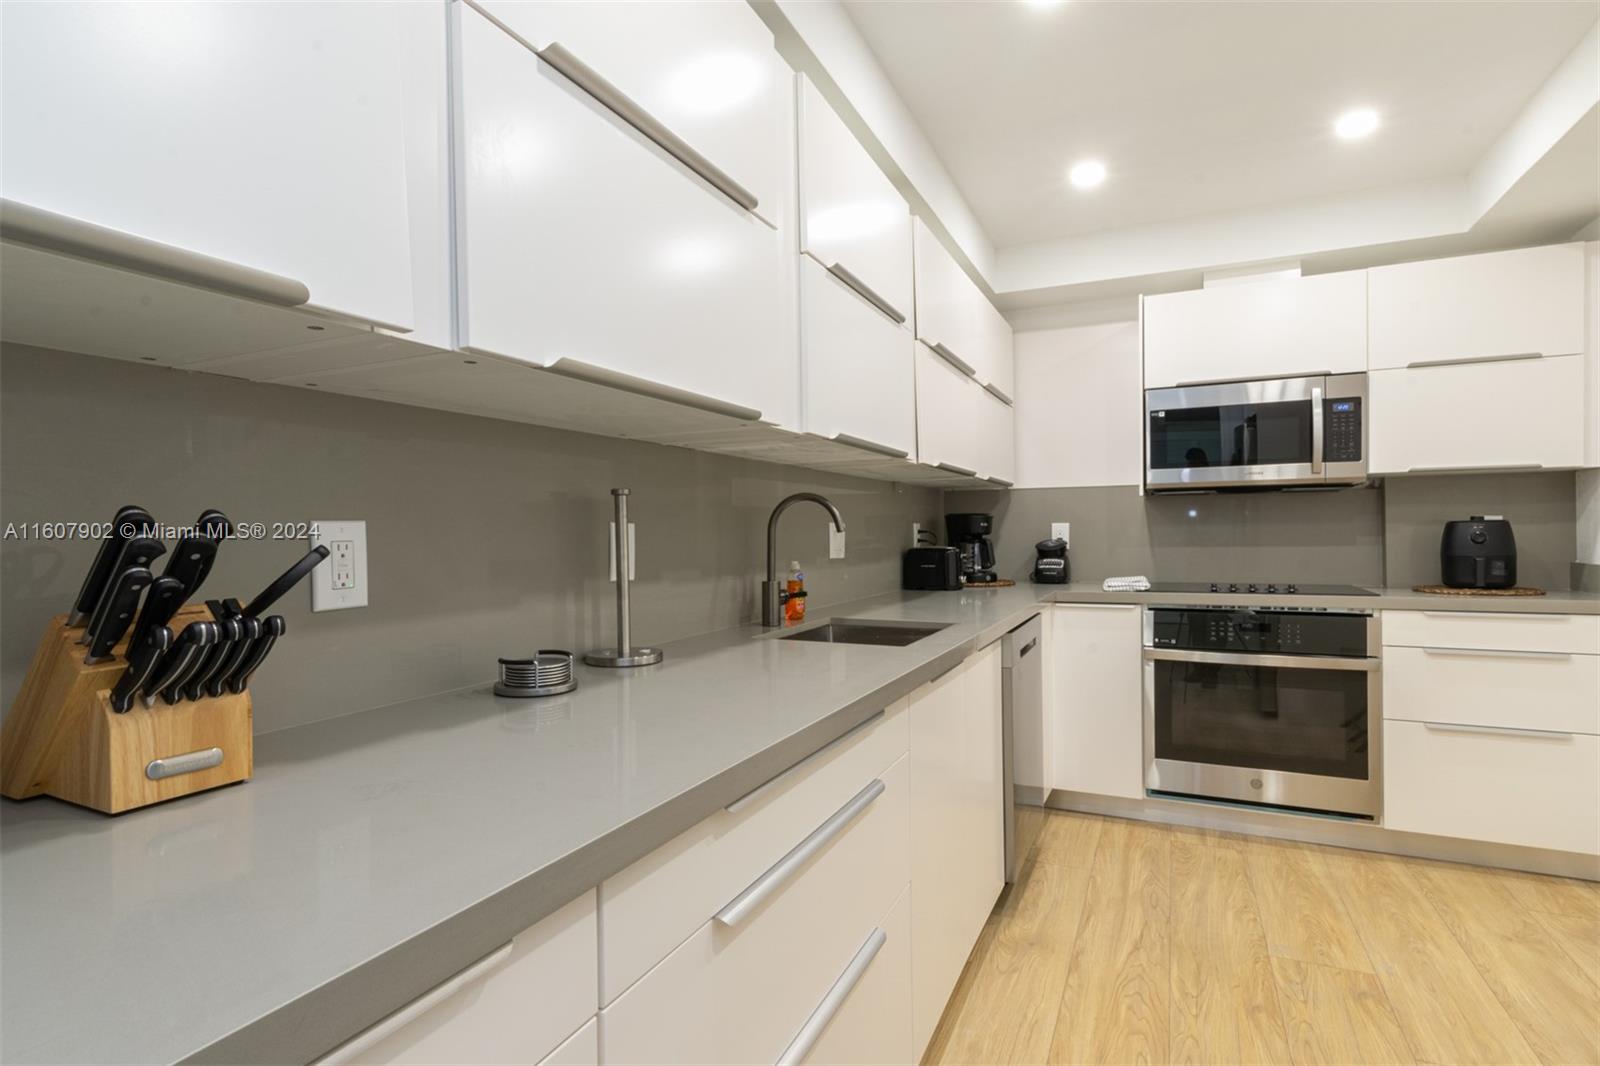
966,579,1017,588
1411,585,1546,597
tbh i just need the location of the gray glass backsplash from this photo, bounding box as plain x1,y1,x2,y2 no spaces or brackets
0,344,940,733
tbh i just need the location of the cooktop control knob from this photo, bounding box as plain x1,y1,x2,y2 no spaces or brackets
1209,583,1220,592
1247,583,1258,593
1286,583,1298,593
1266,583,1278,593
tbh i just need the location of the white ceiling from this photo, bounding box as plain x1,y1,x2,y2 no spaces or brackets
842,1,1598,250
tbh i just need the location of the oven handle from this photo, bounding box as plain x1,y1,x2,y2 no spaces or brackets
1143,647,1377,672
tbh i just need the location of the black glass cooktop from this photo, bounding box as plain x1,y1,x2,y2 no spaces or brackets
1147,581,1377,596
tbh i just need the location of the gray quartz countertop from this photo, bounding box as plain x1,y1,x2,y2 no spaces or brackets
1042,581,1600,615
0,587,1045,1066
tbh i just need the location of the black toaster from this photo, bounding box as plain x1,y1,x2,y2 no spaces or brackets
1440,515,1517,589
903,547,962,590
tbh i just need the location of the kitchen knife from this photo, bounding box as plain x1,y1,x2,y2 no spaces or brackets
66,505,153,627
127,575,187,657
182,617,242,703
110,625,171,713
79,535,166,645
194,509,233,542
226,616,285,695
162,535,219,602
83,566,152,664
241,545,329,617
204,616,261,698
148,621,219,707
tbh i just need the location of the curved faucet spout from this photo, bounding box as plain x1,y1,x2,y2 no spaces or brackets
763,493,845,626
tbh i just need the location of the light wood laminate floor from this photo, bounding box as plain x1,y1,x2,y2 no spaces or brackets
924,810,1600,1066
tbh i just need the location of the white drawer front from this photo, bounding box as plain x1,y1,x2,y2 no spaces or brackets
1383,610,1600,655
316,892,597,1066
538,1019,597,1066
799,883,913,1066
601,754,912,1064
600,700,909,1003
1384,645,1600,734
1384,720,1600,855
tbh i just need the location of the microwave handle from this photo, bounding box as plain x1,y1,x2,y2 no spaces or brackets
1310,384,1324,474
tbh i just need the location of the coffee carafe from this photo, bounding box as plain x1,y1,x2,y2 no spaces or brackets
946,513,997,584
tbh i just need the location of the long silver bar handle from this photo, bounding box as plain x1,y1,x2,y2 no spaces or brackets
544,357,761,421
1405,463,1544,474
775,927,887,1066
726,710,886,814
1421,646,1571,661
826,262,906,324
1143,647,1377,672
536,42,758,214
1419,610,1566,621
1406,352,1543,369
984,381,1013,405
1309,385,1324,474
929,342,976,378
935,462,978,477
613,489,631,657
832,433,909,460
715,779,885,927
0,198,311,307
1422,721,1574,741
987,476,1015,488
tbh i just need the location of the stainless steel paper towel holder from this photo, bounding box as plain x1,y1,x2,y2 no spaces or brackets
585,489,663,668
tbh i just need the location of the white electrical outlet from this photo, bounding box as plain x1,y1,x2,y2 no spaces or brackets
310,520,368,611
1052,522,1070,546
829,526,847,559
910,522,922,548
608,522,637,581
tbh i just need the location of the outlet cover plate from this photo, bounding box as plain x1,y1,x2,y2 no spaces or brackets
310,520,368,611
1052,522,1070,546
829,526,847,559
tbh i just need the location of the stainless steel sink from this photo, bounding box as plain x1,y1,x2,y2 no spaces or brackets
779,618,950,647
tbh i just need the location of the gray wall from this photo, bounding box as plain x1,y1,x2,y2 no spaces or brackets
0,344,940,733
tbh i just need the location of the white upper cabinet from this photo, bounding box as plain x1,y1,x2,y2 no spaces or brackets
452,2,796,427
475,0,788,228
1141,271,1367,388
976,296,1016,403
976,387,1017,486
797,76,912,325
800,257,916,459
0,1,415,331
1368,243,1585,371
911,219,1013,398
914,342,982,478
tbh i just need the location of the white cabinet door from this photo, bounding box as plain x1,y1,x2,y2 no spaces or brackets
1368,354,1586,474
976,296,1016,402
799,256,916,459
538,1020,598,1066
315,893,598,1066
909,645,1004,1060
914,343,983,477
1368,243,1585,371
1384,720,1600,855
797,77,912,325
975,386,1017,486
474,0,788,228
799,884,913,1066
453,4,795,427
1141,271,1367,388
913,218,980,376
0,1,414,331
1051,604,1145,800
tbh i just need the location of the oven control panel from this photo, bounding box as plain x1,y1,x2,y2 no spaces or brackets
1148,607,1370,658
1323,397,1363,462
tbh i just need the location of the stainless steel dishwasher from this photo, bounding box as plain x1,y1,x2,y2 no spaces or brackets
1001,613,1042,882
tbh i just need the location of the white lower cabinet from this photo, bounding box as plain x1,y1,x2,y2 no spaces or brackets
600,754,911,1064
910,644,1005,1059
539,1020,598,1066
1381,610,1600,855
800,883,914,1066
314,892,598,1066
1368,354,1587,474
1050,604,1145,800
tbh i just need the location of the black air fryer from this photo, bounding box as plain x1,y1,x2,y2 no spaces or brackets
1440,515,1517,589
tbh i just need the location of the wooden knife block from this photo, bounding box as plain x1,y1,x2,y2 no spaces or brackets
1,607,252,814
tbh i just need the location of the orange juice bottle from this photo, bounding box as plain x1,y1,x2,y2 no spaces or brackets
785,561,806,622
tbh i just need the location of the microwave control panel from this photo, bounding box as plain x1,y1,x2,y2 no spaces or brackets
1324,397,1363,462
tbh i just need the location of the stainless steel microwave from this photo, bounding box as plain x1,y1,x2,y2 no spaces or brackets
1145,373,1368,491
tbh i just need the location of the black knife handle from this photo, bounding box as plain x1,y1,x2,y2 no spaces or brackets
111,625,171,713
68,505,153,625
195,509,233,542
243,545,329,617
85,568,153,664
205,617,261,698
182,618,242,702
226,616,285,695
80,536,167,646
162,536,219,602
146,623,215,708
128,575,187,657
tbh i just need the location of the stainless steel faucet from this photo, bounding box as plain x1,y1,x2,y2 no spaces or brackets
762,493,845,627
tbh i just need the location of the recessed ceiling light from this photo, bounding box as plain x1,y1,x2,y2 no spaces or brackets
1068,159,1106,190
1334,108,1380,140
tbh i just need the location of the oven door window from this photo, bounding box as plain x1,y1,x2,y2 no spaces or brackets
1148,400,1313,470
1150,660,1368,778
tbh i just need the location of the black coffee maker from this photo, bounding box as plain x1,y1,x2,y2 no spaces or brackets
946,513,997,584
